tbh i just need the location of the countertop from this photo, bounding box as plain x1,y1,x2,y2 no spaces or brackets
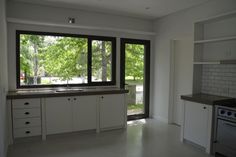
181,93,235,106
7,87,129,99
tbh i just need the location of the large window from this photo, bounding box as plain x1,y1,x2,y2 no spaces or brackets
16,31,116,88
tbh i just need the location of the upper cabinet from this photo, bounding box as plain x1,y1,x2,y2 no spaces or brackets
193,11,236,64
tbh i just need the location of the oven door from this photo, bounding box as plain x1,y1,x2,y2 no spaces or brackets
215,119,236,156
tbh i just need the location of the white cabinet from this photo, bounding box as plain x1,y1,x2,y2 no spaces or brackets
45,96,98,135
10,93,127,140
45,97,73,135
12,98,42,138
99,94,126,130
181,101,213,153
72,96,97,131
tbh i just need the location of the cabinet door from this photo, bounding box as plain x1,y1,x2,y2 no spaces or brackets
184,101,209,147
45,97,73,135
72,96,97,131
99,94,125,129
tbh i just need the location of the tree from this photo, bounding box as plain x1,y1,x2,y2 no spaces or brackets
92,40,112,81
42,37,87,83
125,44,144,81
20,34,44,85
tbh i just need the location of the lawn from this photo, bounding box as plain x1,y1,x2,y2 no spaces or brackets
125,79,143,85
128,103,143,110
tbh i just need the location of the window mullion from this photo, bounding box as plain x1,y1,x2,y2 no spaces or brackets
88,38,92,84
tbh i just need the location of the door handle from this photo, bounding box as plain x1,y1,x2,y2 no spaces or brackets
24,112,30,115
224,122,236,128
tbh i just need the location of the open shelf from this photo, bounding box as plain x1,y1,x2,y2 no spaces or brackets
194,36,236,44
193,61,220,65
194,60,236,65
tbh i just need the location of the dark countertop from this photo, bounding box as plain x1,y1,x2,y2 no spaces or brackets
181,93,235,106
7,88,129,99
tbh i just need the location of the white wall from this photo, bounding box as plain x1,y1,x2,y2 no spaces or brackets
6,1,155,91
7,1,154,33
0,0,8,156
152,0,236,122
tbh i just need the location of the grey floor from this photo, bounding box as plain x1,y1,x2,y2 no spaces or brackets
8,119,211,157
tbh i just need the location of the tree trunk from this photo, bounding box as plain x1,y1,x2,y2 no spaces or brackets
33,44,38,85
101,41,107,81
24,69,27,84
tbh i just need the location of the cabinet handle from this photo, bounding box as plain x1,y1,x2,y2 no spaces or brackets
24,102,29,105
203,107,207,109
25,121,30,125
24,112,30,115
74,98,77,100
25,131,31,134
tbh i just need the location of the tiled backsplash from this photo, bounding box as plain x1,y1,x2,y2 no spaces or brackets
201,64,236,98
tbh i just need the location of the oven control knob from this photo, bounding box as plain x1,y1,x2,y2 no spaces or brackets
220,110,225,114
227,112,232,116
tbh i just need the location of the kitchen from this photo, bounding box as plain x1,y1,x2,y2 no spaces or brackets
1,0,236,157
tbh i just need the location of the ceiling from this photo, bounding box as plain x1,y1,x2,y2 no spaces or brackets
11,0,211,19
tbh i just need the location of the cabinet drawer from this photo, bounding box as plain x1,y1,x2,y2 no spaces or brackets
13,118,41,129
12,99,40,109
14,127,41,138
13,108,41,119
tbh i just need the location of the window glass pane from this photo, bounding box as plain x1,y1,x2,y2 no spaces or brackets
91,40,112,82
19,34,88,86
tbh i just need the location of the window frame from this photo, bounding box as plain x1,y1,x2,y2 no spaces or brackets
16,30,116,88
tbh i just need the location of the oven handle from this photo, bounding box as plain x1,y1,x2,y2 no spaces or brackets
223,121,236,128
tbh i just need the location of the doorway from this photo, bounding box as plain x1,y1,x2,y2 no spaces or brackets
120,38,150,121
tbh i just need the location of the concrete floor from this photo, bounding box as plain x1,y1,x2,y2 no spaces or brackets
8,119,211,157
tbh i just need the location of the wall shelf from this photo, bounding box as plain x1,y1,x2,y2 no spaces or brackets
193,10,236,95
194,36,236,44
193,62,220,65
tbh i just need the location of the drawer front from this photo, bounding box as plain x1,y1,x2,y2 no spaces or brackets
13,118,41,129
13,108,41,119
12,99,40,109
14,127,41,138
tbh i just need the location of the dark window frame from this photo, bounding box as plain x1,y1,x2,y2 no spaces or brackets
120,38,150,121
16,30,116,88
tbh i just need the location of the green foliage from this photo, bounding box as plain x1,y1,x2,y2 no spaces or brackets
42,37,87,81
20,34,145,85
92,40,112,81
128,103,143,110
20,34,45,83
125,44,144,81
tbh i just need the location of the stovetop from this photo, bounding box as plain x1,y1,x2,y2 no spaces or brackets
217,104,236,120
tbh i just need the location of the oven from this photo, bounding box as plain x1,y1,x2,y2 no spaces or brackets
213,106,236,157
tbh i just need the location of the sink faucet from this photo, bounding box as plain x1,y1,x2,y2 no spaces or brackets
66,80,70,89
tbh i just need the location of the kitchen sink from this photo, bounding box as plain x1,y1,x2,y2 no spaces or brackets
55,88,84,92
